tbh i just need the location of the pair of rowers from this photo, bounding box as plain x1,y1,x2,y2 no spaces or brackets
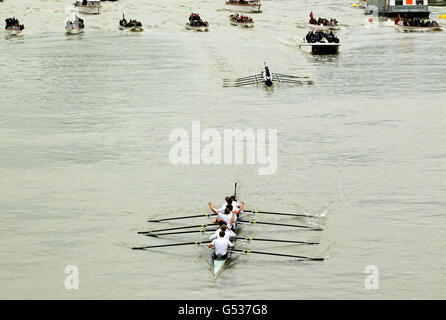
207,196,245,259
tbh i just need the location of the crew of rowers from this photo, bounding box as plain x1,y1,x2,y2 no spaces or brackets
5,17,25,30
262,66,273,83
402,18,439,27
231,13,253,23
189,13,209,27
207,195,245,259
119,15,142,28
309,17,338,27
305,30,339,43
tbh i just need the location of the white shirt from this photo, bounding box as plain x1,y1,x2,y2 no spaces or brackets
210,228,235,240
212,237,234,256
219,200,240,213
262,70,272,82
217,204,226,215
217,211,236,229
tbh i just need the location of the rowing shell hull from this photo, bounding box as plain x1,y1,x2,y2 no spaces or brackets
307,23,339,31
225,2,261,13
395,24,442,32
185,23,209,32
299,42,340,55
213,207,242,278
264,79,273,90
213,256,230,277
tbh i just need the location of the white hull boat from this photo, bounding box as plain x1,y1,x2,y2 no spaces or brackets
73,1,101,14
395,24,442,32
225,1,261,13
185,23,209,32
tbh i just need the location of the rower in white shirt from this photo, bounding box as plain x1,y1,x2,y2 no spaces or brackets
208,231,234,259
210,221,235,241
208,201,245,230
218,195,240,213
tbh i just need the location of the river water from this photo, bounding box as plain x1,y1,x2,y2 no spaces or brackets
1,0,446,299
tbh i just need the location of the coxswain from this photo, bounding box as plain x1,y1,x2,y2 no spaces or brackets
208,231,234,259
210,222,235,241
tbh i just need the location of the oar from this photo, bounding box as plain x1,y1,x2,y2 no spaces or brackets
132,240,211,250
223,76,262,83
273,73,309,79
277,79,312,84
138,223,216,234
235,237,319,245
237,219,323,230
148,213,213,223
223,78,261,85
223,82,258,88
224,75,262,81
278,80,314,85
224,80,260,85
244,209,319,218
234,181,237,200
232,249,325,261
146,228,219,237
223,74,261,81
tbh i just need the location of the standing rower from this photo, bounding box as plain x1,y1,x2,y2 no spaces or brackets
208,231,234,259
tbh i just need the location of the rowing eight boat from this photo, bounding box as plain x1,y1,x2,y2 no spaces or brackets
133,182,326,278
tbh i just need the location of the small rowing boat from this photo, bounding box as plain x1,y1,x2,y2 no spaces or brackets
225,0,261,13
230,14,254,28
73,0,101,15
